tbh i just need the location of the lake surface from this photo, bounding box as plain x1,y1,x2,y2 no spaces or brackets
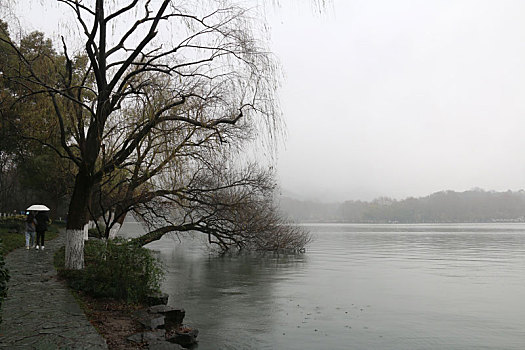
142,223,525,349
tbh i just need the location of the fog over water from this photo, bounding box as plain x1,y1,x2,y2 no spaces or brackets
11,0,525,201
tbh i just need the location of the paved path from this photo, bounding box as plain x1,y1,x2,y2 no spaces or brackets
0,231,108,349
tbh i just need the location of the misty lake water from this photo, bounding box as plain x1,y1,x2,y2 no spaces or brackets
123,223,525,349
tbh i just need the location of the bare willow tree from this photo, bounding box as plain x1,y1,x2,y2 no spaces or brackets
130,162,311,251
1,1,311,269
87,71,311,252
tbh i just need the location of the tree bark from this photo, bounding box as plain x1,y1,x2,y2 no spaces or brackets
65,228,85,270
65,169,93,269
108,211,126,239
130,224,197,246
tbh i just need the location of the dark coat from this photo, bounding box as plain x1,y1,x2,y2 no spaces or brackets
35,212,49,231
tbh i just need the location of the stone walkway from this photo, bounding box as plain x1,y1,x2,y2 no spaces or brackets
0,231,108,349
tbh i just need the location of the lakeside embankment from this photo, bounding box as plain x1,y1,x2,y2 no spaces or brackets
0,218,187,349
0,230,108,348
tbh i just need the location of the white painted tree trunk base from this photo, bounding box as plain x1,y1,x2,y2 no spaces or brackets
108,222,121,240
65,229,85,270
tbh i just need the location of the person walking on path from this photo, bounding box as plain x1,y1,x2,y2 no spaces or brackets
25,212,36,249
34,211,49,250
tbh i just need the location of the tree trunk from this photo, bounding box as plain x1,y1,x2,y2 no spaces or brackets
108,211,126,239
65,169,93,270
65,228,85,270
130,224,195,246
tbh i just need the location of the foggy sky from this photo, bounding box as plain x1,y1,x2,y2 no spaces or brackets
11,0,525,202
269,0,525,201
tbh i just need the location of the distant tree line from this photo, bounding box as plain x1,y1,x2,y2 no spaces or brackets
279,189,525,223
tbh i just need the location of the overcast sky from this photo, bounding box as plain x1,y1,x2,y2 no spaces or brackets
267,0,525,201
12,0,525,202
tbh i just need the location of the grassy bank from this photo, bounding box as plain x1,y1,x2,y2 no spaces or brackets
53,238,165,349
1,217,166,348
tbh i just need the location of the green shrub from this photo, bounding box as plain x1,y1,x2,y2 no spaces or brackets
0,232,25,255
0,216,25,233
55,239,164,303
0,238,10,324
88,226,105,239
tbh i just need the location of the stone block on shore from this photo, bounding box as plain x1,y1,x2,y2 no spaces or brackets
166,327,199,348
127,330,166,344
148,305,186,330
134,309,165,330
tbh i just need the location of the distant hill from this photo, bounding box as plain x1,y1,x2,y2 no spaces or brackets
278,189,525,223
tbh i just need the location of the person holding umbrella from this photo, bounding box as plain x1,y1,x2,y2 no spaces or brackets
25,212,36,249
35,211,50,250
27,205,50,250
